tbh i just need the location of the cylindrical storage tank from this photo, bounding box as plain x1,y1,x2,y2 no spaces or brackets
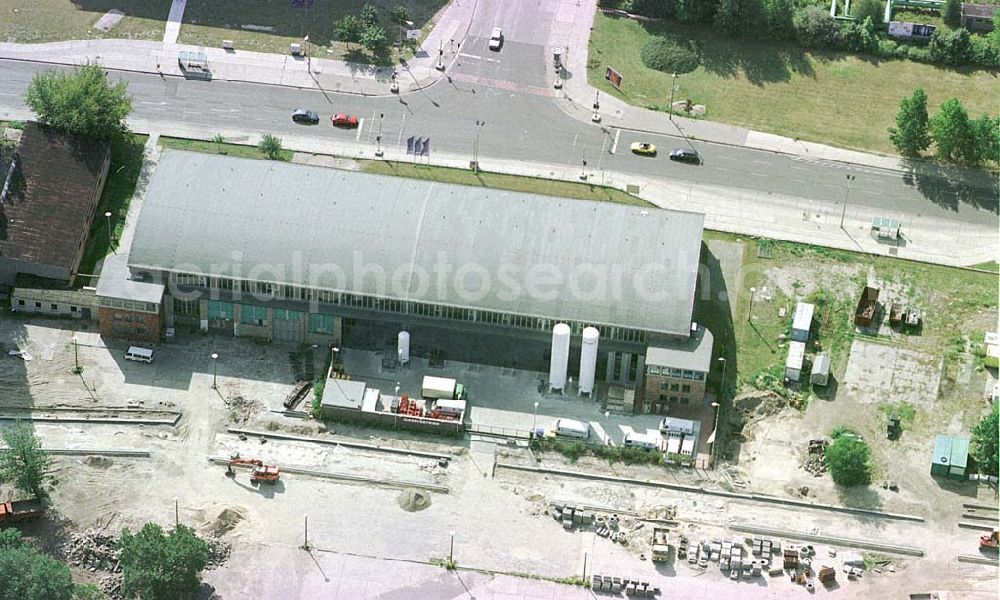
578,327,600,395
549,323,571,392
397,331,410,364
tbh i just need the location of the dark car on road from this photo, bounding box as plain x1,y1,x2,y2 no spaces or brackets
292,109,319,124
669,148,700,164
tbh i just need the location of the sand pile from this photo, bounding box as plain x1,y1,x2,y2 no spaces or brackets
397,488,432,512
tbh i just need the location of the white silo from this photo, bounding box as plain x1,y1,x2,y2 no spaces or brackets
579,327,600,396
397,331,410,364
549,323,571,392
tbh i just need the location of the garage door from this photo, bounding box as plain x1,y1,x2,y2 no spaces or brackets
273,309,302,343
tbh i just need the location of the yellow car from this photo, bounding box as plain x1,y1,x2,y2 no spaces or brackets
630,142,657,156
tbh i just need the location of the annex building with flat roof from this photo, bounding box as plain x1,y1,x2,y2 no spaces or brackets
125,151,712,396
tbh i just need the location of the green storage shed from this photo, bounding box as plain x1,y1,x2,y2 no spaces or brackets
931,435,970,479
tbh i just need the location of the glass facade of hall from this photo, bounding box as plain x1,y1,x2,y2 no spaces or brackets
169,272,648,345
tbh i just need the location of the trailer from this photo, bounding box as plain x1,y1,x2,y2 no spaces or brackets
854,286,880,327
0,497,43,525
651,527,671,562
421,376,467,400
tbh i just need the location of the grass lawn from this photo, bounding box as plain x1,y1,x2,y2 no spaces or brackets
159,136,294,162
179,0,447,62
363,161,652,206
78,134,148,279
589,12,999,154
0,0,168,43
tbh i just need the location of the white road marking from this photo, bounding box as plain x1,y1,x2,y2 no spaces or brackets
397,113,406,146
356,118,365,141
571,133,578,148
458,53,482,60
183,111,202,116
367,107,377,143
610,128,620,154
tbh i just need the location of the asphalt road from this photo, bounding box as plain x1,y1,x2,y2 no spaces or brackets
0,57,996,226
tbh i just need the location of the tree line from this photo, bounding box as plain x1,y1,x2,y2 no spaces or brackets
890,89,999,166
600,0,1000,68
334,3,413,56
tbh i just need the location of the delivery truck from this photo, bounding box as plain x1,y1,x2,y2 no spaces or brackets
421,376,467,400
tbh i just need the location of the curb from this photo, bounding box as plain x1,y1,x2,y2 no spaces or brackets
227,427,452,461
730,523,925,557
496,462,925,522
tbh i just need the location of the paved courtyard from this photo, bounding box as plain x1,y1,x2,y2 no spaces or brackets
841,340,943,407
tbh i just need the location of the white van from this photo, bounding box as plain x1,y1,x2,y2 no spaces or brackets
124,346,154,363
553,418,589,440
622,431,660,451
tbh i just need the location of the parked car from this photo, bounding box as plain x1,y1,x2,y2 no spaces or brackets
331,113,359,127
630,142,656,156
488,27,504,51
292,109,319,124
669,148,700,164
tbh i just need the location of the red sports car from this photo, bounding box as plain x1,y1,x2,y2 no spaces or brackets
331,113,359,127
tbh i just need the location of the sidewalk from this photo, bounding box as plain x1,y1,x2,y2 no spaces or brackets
0,0,479,96
552,0,997,188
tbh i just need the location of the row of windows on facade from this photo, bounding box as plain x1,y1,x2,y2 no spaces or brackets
200,301,336,334
169,274,647,344
656,395,692,405
17,300,79,313
659,382,693,393
112,325,146,337
98,296,158,313
648,366,706,381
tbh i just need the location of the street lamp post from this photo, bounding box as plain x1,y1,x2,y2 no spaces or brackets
532,401,539,435
709,401,721,468
747,287,757,323
448,531,455,563
436,40,444,70
473,120,486,173
375,112,385,157
718,356,728,397
211,352,219,389
668,72,678,120
841,174,856,229
72,335,80,372
303,514,309,550
105,211,113,246
174,496,179,528
304,34,311,73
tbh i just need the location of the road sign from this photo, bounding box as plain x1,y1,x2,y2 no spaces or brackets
605,67,622,90
406,29,421,40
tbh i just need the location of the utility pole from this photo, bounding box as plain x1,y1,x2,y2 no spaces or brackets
473,120,485,172
841,174,855,229
668,72,678,120
747,287,757,322
375,112,384,157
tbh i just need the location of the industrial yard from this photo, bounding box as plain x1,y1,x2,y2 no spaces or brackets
1,287,998,599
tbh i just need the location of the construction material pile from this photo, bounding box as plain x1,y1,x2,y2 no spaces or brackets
99,573,124,599
63,529,120,572
802,439,829,476
398,488,432,512
226,395,261,423
205,537,232,569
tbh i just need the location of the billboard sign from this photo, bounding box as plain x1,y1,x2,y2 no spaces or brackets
888,21,935,38
605,67,623,90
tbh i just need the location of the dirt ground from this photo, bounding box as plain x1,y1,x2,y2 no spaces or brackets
1,305,997,598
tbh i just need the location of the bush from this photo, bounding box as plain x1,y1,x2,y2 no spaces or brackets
929,27,972,65
594,445,666,465
629,0,673,18
906,45,933,62
640,37,700,73
852,0,883,26
825,434,872,485
970,34,1000,67
533,438,587,461
839,17,878,53
793,6,839,48
258,134,283,160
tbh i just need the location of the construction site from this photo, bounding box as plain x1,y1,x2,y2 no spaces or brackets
0,294,996,600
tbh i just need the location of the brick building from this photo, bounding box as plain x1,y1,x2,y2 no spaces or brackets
641,325,714,414
95,255,164,343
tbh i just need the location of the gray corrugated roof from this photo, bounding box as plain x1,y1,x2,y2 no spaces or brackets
321,379,368,409
129,151,704,335
645,326,714,372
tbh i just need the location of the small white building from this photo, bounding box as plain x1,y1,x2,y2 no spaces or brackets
785,341,806,382
810,353,831,386
791,302,814,343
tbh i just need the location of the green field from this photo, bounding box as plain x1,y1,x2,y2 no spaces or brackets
180,0,447,62
363,161,652,206
159,136,294,162
79,135,148,279
589,12,999,154
0,0,168,43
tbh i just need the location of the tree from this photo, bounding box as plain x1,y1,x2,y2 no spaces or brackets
24,63,132,140
0,529,76,600
852,0,883,26
825,433,872,486
119,523,208,600
888,88,931,157
361,24,389,54
258,134,283,160
390,5,410,26
943,0,962,27
765,0,796,40
930,97,976,163
929,27,972,64
971,114,1000,165
0,422,51,498
793,6,839,48
716,0,766,37
971,403,999,476
360,2,379,27
334,15,363,48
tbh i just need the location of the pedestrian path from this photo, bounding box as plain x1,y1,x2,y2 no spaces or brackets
164,0,187,46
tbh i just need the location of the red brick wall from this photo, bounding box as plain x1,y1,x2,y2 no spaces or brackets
98,307,162,343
